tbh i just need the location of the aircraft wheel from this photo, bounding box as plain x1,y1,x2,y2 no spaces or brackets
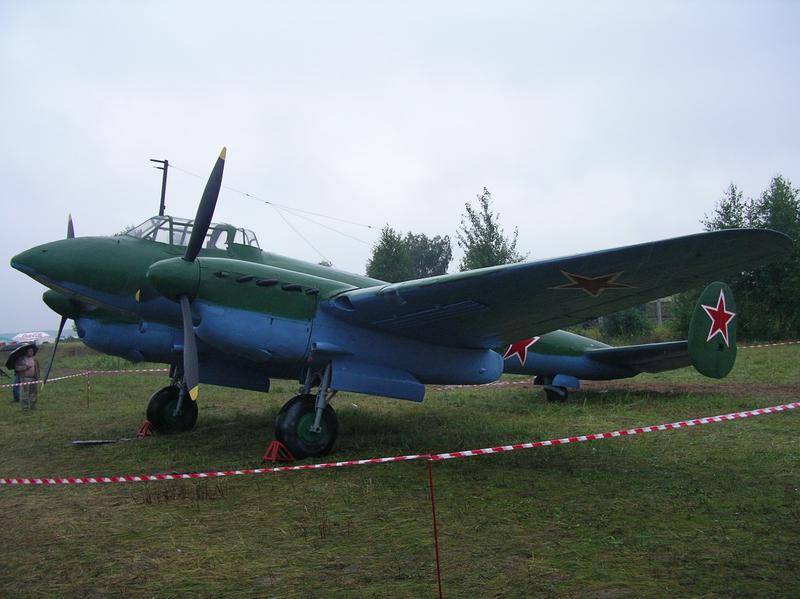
544,387,568,403
146,385,198,433
275,394,338,459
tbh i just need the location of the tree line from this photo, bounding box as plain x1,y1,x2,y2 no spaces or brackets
365,187,526,281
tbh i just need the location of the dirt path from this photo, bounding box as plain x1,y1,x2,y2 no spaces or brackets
580,380,800,399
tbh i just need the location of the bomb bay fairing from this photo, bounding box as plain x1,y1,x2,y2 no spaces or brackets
10,149,792,458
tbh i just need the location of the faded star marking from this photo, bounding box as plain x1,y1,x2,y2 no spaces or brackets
503,337,541,367
549,270,634,297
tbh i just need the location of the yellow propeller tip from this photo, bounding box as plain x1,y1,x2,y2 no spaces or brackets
189,386,199,401
135,289,141,302
219,147,227,160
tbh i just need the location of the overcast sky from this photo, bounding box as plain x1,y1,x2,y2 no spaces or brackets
1,1,797,332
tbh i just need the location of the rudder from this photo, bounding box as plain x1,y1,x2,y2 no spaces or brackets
688,281,737,378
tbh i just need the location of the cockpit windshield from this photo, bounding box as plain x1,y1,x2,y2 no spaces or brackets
123,216,261,249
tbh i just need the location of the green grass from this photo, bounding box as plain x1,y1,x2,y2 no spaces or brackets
0,346,798,597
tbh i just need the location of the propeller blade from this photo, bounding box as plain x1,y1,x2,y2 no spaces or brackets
67,214,75,239
42,315,67,386
179,295,199,401
184,147,226,262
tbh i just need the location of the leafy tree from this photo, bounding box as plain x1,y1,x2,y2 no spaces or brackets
366,226,453,282
366,226,414,282
701,183,747,230
457,187,527,271
743,175,800,338
601,306,651,338
671,176,800,340
406,233,452,279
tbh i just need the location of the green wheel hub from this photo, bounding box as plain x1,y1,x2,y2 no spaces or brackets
275,394,338,459
146,385,198,433
296,412,329,445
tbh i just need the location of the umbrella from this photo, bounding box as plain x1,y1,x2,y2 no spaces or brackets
12,331,53,344
4,343,38,370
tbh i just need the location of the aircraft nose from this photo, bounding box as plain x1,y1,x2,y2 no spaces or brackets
11,237,131,297
10,243,54,279
11,238,103,288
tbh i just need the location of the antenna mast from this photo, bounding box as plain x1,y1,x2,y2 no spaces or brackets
149,158,169,216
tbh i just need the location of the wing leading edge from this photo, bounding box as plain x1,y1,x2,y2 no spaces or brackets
325,229,791,349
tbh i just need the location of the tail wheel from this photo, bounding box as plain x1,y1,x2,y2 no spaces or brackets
275,394,338,459
544,387,568,403
146,385,198,433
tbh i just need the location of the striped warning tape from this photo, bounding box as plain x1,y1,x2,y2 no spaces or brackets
2,400,796,486
740,341,800,349
0,368,169,389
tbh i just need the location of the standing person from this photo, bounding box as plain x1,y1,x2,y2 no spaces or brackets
12,369,21,402
14,346,40,410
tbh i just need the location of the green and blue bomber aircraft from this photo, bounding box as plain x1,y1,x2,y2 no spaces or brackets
10,149,792,458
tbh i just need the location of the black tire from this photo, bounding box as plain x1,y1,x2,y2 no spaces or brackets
274,394,338,459
146,385,198,433
545,387,568,403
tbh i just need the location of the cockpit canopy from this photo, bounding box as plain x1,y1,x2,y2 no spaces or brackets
123,216,260,250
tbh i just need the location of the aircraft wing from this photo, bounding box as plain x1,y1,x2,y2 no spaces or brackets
325,229,791,349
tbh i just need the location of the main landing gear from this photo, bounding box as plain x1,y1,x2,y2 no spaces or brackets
275,364,339,459
146,369,198,433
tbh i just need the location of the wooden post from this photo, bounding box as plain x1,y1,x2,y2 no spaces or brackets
427,460,444,599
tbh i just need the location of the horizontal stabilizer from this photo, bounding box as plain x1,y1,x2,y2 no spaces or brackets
586,341,690,374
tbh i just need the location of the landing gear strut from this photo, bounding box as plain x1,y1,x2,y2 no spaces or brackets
275,364,339,459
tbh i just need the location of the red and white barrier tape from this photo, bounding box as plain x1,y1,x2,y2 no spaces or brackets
740,341,800,349
2,400,796,486
0,368,169,389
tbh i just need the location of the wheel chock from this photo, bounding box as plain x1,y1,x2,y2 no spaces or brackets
263,440,295,463
136,420,153,438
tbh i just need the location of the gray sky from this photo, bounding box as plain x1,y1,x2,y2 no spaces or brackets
1,1,798,332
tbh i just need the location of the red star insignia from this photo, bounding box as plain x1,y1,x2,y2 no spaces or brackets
503,337,540,366
550,270,633,297
701,289,736,347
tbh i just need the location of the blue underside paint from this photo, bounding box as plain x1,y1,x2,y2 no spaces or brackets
552,374,581,389
332,360,425,402
75,300,505,401
314,307,503,387
75,317,278,392
193,301,311,364
502,351,636,380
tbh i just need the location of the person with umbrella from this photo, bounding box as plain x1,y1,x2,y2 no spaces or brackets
3,343,29,403
8,343,39,409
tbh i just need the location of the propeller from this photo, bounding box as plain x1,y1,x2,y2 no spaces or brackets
43,215,76,385
184,147,226,262
177,147,226,401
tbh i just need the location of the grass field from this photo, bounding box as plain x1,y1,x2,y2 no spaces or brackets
0,344,798,597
